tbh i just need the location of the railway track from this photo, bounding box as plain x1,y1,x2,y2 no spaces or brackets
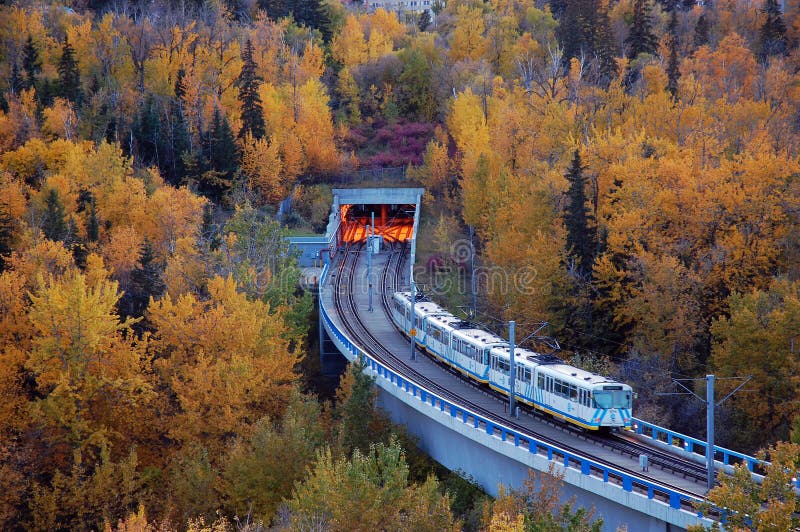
330,243,709,501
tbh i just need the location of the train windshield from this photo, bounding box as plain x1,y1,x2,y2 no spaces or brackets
593,390,631,409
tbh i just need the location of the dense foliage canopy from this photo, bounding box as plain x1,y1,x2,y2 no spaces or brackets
1,0,800,528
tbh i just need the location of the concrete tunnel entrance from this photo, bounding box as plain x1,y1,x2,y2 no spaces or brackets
338,202,416,245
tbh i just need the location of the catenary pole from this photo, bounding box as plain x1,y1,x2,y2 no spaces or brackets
368,212,374,312
509,320,516,415
706,374,715,492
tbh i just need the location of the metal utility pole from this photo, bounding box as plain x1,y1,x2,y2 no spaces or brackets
470,225,477,318
410,278,416,361
368,212,374,312
706,375,714,491
509,320,516,415
661,374,751,493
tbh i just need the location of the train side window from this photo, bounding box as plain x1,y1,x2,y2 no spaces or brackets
538,374,545,389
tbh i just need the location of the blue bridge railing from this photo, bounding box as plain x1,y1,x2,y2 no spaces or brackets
631,418,764,475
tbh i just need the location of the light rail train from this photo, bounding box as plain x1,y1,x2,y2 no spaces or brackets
390,291,633,431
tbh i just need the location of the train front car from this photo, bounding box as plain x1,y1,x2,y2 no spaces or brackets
587,381,633,430
534,363,633,431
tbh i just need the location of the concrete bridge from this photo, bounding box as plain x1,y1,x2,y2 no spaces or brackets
291,188,767,531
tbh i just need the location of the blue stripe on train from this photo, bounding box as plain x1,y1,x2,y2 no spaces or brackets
418,331,629,430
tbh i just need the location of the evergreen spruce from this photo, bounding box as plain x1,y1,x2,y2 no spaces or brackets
42,188,68,242
759,0,788,60
339,359,378,455
201,203,222,251
418,10,432,32
289,0,331,41
666,10,681,98
594,1,619,84
259,0,287,20
0,205,14,272
22,34,42,91
558,0,593,65
563,150,596,279
624,0,659,60
693,15,710,49
166,68,190,185
87,200,99,242
9,62,23,95
236,39,266,140
57,35,82,105
550,0,567,19
126,240,166,319
133,94,163,166
209,108,238,176
37,77,55,106
557,0,618,84
197,108,238,201
174,68,187,101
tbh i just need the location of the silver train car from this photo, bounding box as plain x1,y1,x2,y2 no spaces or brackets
391,292,633,431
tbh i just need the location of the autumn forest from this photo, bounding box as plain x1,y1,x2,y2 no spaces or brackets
0,0,799,529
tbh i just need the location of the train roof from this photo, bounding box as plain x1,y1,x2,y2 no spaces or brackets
427,313,463,327
394,292,449,316
543,363,630,388
449,325,507,346
492,345,557,365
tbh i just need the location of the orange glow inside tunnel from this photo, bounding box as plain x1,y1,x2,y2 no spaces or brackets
339,204,415,244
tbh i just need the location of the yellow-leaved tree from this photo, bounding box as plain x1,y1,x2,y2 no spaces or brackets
148,275,300,455
26,265,154,460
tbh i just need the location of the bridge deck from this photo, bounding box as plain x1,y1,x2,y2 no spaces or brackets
321,249,705,497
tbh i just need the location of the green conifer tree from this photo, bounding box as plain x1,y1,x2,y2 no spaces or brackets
693,14,710,49
624,0,659,60
236,39,266,140
666,10,681,98
288,0,331,40
9,62,23,95
759,0,788,60
87,199,99,243
209,108,238,177
133,94,163,166
594,1,619,85
166,68,191,185
339,359,379,455
22,34,41,91
57,35,82,105
0,204,14,272
563,150,596,279
42,188,68,242
198,108,238,202
125,239,166,320
557,0,617,84
418,10,432,32
259,0,287,20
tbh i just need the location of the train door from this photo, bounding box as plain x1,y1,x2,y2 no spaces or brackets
516,366,532,403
